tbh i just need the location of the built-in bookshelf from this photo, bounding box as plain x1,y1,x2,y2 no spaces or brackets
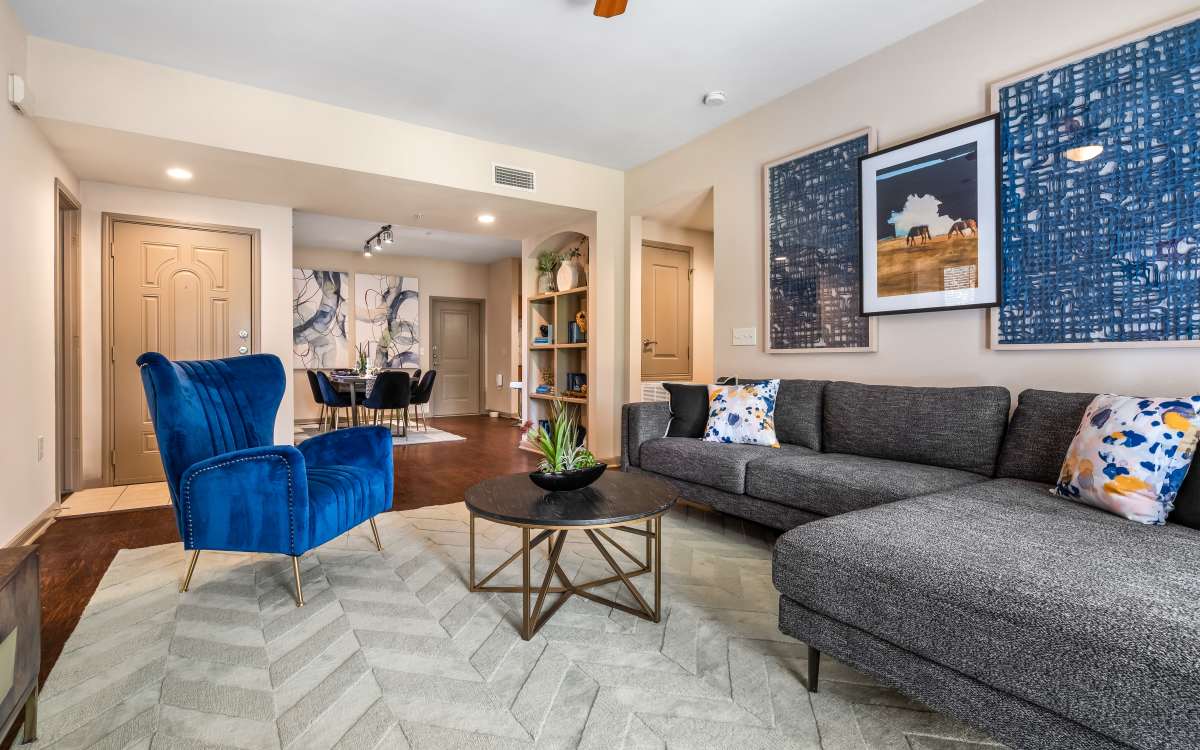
525,283,590,450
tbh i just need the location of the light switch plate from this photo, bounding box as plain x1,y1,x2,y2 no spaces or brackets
732,327,757,346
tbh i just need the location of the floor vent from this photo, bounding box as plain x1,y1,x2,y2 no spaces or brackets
493,163,536,192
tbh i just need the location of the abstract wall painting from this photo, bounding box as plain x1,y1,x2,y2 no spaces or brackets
355,274,420,368
859,115,1000,316
764,129,876,353
292,268,350,369
989,14,1200,349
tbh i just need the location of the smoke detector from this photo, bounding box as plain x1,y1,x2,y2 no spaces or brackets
702,91,727,107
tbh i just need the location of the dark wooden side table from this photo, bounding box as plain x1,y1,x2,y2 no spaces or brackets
465,472,678,640
0,547,38,744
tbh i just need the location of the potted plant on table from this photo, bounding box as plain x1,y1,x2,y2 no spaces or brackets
521,400,604,491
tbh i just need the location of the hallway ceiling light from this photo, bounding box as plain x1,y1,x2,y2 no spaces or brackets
166,167,193,180
478,214,496,224
702,91,727,107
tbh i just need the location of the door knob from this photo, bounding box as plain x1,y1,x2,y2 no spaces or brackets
238,345,249,354
642,338,657,347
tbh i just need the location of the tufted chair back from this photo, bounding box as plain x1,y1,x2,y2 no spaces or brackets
137,352,285,501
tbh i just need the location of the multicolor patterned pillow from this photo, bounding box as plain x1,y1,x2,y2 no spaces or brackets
1054,394,1200,524
703,380,780,447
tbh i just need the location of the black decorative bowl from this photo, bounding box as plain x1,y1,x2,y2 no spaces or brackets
529,464,607,492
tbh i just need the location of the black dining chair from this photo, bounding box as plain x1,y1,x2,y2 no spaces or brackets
410,370,437,432
305,370,328,433
409,369,422,392
361,371,412,437
315,371,354,430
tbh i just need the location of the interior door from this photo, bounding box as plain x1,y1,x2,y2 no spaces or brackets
641,243,693,379
430,298,481,416
111,220,254,484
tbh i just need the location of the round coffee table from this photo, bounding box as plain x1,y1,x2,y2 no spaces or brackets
465,471,678,640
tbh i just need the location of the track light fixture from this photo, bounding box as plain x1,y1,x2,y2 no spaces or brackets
363,224,392,257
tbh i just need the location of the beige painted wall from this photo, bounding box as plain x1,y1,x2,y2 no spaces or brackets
27,38,627,459
0,1,79,543
78,182,294,484
293,248,514,421
486,258,521,416
640,220,715,385
627,0,1200,401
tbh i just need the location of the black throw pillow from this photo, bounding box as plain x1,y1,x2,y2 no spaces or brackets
663,383,709,438
1170,470,1200,529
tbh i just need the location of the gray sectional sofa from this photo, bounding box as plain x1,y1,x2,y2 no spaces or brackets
621,381,1200,750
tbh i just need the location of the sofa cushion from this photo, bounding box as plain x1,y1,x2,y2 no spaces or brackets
774,379,827,450
996,388,1200,529
773,478,1200,749
995,388,1096,483
639,438,810,494
663,382,709,438
823,381,1010,475
746,452,986,515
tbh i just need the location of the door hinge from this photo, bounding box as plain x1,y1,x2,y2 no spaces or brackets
110,345,115,363
109,450,116,467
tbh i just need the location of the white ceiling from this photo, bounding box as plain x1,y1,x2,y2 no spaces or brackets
12,0,979,169
295,212,521,263
38,118,590,241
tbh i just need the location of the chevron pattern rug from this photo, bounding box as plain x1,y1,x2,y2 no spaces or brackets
31,503,1004,749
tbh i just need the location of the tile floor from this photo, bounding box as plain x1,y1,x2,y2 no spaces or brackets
58,482,171,516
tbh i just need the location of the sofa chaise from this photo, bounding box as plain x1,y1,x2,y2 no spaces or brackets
621,382,1199,750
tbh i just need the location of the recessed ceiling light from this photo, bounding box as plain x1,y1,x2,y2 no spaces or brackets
478,214,496,224
702,91,727,107
166,167,193,181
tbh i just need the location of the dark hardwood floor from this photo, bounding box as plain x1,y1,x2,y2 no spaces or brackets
34,415,537,685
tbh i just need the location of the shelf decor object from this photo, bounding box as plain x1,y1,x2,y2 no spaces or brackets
990,13,1200,349
764,130,877,352
859,116,1001,316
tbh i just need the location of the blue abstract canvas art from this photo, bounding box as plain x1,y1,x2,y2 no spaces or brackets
355,273,419,368
292,268,350,368
994,18,1200,347
765,132,874,351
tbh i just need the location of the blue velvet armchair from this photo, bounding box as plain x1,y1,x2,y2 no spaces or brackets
137,352,393,606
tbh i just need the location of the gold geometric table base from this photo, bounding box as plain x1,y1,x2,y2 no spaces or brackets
469,514,664,640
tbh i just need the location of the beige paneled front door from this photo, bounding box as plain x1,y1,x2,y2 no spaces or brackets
641,242,693,380
110,219,254,484
430,298,481,416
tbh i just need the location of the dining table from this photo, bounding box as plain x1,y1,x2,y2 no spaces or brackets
326,369,418,426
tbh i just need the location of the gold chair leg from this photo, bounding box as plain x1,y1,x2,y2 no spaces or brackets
369,517,383,551
292,556,305,607
20,685,36,744
181,550,200,592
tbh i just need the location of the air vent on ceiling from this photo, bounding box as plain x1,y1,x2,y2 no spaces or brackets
493,163,536,192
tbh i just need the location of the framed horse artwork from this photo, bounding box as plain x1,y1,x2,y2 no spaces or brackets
857,115,1001,316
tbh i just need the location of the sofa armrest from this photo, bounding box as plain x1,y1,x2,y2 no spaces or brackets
179,445,310,555
621,401,671,469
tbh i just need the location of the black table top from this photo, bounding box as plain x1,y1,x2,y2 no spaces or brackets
465,471,678,527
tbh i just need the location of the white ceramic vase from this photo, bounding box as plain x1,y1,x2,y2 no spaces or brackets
555,260,586,292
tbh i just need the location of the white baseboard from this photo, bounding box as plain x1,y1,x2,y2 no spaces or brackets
7,499,59,547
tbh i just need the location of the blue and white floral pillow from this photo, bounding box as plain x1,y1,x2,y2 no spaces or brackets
703,380,780,447
1054,394,1200,524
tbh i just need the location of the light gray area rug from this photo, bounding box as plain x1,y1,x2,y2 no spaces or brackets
34,504,1004,749
294,424,466,446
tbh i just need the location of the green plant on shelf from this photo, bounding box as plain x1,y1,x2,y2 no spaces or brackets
536,249,562,275
520,400,597,473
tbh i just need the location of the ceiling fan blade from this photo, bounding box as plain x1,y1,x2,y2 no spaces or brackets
594,0,628,18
